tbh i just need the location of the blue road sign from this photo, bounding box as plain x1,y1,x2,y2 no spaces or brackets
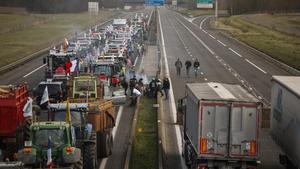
146,0,164,6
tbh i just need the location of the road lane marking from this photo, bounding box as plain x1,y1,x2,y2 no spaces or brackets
245,59,267,74
199,16,210,29
23,64,46,78
217,40,226,46
229,48,242,57
208,34,216,39
202,30,208,34
176,18,215,55
158,9,185,169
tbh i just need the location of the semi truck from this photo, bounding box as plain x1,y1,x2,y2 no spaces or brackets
270,76,300,169
178,82,261,169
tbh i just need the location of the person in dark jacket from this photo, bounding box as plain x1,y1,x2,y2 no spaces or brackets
121,78,129,95
162,77,170,100
175,58,183,76
185,59,192,78
149,78,157,98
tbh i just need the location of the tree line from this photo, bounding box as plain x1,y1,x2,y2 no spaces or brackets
0,0,124,13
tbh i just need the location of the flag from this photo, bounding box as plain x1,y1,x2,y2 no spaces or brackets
66,99,71,124
23,97,33,118
47,136,53,167
40,86,49,105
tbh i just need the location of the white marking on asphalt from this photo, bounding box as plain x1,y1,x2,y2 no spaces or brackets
176,18,215,55
158,9,185,169
23,64,46,78
202,30,208,34
199,16,210,29
200,72,204,75
99,105,124,169
245,59,267,74
229,48,242,57
204,78,208,81
217,40,227,46
208,34,216,39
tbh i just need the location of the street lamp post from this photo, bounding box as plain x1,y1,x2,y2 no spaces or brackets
215,0,218,20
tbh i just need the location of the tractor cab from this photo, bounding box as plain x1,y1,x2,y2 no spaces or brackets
18,122,81,168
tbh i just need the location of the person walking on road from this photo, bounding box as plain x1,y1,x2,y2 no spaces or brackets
185,59,192,78
162,77,170,100
149,78,157,98
175,58,183,76
193,58,200,78
155,78,164,98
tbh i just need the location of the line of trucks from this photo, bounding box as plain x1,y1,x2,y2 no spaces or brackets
178,76,300,169
0,13,148,169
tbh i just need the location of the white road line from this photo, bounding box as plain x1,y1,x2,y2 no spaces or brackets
99,105,124,169
245,59,267,74
176,18,215,55
229,48,242,57
158,9,185,168
217,40,227,46
199,16,210,29
23,64,46,78
208,34,216,39
202,30,208,34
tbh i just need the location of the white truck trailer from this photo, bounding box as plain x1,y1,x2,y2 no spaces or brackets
270,76,300,169
179,82,261,169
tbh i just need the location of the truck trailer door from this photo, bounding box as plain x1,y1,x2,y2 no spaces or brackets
200,102,230,156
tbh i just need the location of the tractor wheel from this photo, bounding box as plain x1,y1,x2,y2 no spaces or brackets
99,130,113,158
24,119,32,141
71,157,83,169
83,133,97,169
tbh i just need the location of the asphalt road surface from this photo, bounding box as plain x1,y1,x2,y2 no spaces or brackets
158,7,287,169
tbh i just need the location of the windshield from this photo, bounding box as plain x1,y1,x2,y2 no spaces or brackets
75,80,96,92
94,65,112,76
37,84,61,96
48,55,70,72
34,129,67,148
54,111,82,126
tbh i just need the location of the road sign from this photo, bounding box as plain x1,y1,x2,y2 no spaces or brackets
146,0,164,6
196,0,213,8
172,0,177,6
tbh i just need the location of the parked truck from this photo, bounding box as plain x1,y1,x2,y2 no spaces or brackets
270,76,300,169
0,84,31,161
178,82,261,169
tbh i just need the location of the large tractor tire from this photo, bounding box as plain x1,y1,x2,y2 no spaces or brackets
83,132,97,169
71,157,83,169
98,130,113,158
24,118,32,141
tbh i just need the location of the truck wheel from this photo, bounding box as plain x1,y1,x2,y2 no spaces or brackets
71,157,83,169
99,130,111,157
184,142,192,167
83,133,97,169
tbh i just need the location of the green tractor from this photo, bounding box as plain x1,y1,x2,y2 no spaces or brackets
48,103,98,169
17,121,82,169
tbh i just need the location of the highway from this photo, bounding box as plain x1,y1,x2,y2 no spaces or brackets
0,5,293,169
157,7,287,169
0,7,153,169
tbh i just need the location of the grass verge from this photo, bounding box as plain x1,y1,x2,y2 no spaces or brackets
0,11,118,68
130,96,158,169
212,15,300,70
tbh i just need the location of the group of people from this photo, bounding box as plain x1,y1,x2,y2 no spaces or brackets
120,75,171,106
175,58,200,78
148,77,170,99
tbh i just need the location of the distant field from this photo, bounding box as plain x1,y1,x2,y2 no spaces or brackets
212,14,300,70
0,10,117,68
178,8,228,17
